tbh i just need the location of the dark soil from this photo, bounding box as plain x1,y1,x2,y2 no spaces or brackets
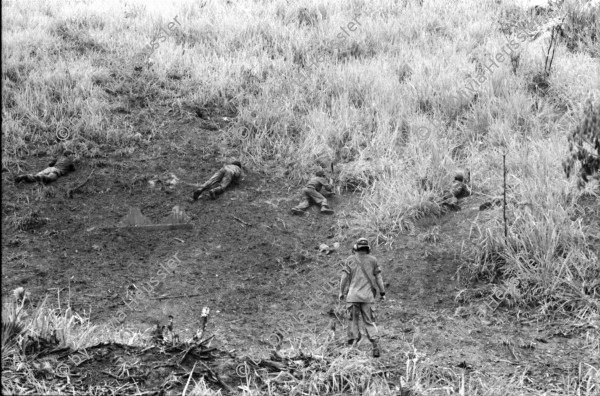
2,105,597,394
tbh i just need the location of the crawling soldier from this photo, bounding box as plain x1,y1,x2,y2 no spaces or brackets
291,170,335,215
440,171,471,209
192,160,244,201
15,150,75,184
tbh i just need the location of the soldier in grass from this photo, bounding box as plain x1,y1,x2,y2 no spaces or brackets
440,171,471,209
339,237,386,358
291,170,335,215
192,160,244,201
14,150,76,184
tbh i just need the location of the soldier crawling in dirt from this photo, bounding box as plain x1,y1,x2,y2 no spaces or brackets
14,150,75,184
339,237,386,358
291,170,335,215
440,171,471,210
192,160,244,201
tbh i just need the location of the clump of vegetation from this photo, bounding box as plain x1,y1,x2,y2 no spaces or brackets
528,23,560,97
560,0,600,57
7,209,48,231
563,95,600,188
462,118,599,341
1,290,98,395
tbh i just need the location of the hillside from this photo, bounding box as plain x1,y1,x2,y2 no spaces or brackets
2,0,599,395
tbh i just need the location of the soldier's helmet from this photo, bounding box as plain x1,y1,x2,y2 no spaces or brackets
231,160,242,168
315,170,325,177
63,150,74,157
353,237,370,253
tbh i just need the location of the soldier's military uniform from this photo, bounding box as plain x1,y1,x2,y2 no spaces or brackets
440,172,471,209
193,161,244,201
14,152,75,184
291,170,334,215
339,238,386,358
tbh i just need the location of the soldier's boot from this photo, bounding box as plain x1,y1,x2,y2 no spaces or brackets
291,207,305,215
192,188,206,201
15,175,37,183
347,332,362,346
320,205,334,215
194,186,210,201
209,187,224,200
372,340,381,358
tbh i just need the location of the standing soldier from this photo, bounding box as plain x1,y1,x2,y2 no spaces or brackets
339,238,386,357
14,150,76,184
192,160,244,201
291,170,335,215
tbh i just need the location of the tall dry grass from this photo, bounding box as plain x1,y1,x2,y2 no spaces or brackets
1,288,162,395
2,290,94,395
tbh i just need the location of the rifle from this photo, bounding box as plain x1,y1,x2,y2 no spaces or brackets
327,297,347,333
328,161,337,196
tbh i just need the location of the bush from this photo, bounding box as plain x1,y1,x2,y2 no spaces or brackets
563,94,600,188
560,0,600,57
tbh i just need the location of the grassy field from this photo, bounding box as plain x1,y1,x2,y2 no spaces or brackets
2,0,599,394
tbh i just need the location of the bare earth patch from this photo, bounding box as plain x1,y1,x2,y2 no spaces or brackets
3,105,597,394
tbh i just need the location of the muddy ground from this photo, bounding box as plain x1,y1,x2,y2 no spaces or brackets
2,104,596,394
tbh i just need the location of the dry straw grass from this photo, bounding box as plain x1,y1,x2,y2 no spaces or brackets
3,0,600,394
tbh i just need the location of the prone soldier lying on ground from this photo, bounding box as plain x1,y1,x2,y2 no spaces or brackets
291,170,335,215
14,150,76,184
192,160,244,201
439,171,471,210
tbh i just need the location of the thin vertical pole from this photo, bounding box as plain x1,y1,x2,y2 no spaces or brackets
503,154,508,240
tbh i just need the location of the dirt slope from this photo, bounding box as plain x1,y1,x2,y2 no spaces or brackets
2,106,594,393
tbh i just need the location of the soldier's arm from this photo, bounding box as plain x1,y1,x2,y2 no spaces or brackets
464,182,472,196
322,187,335,198
373,260,385,294
340,272,349,297
320,177,333,191
339,261,350,297
49,158,57,167
375,273,385,294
